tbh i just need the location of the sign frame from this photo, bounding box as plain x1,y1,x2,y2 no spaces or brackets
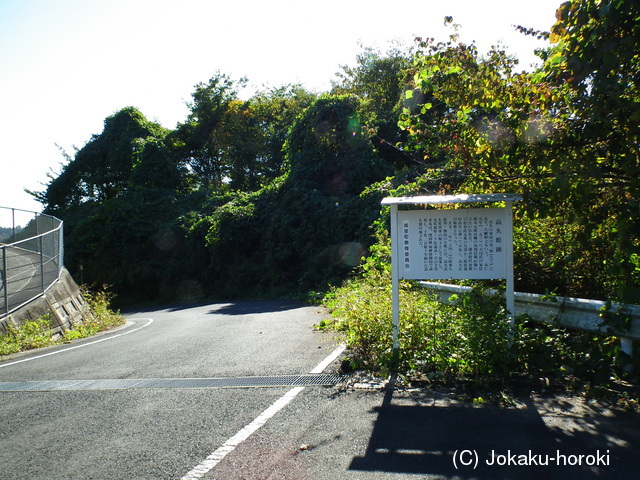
382,194,522,352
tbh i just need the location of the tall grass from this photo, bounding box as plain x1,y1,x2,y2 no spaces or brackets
322,263,633,386
0,287,125,356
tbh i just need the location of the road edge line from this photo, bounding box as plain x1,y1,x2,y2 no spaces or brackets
181,343,346,479
0,318,154,369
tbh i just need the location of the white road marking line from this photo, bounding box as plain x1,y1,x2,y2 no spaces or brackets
310,343,346,374
182,386,305,480
181,343,346,480
0,318,154,368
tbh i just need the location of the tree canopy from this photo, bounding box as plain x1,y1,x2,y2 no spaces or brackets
42,107,172,213
396,0,640,301
35,0,640,305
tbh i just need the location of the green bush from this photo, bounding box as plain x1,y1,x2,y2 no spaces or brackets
323,259,633,384
0,287,125,355
64,287,125,340
0,316,56,356
324,271,514,375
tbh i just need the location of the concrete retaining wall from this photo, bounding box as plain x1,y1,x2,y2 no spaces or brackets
0,268,89,338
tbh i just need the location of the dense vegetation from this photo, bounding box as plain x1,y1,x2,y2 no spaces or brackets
33,1,639,387
0,288,124,356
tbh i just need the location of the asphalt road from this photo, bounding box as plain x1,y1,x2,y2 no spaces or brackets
1,300,639,480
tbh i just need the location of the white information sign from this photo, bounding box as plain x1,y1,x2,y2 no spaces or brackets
382,194,522,353
397,208,508,280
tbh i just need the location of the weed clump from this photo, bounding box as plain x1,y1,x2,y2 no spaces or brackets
0,287,124,356
0,316,56,356
63,287,125,340
322,260,637,399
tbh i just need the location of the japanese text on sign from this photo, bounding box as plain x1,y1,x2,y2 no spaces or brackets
397,208,508,280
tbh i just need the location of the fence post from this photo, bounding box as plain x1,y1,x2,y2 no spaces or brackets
2,245,8,314
59,221,64,277
11,208,16,243
39,235,45,293
0,208,65,318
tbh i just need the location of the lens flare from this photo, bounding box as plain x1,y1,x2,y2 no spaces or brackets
523,114,553,144
339,242,366,268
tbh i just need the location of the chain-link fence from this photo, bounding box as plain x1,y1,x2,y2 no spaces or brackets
0,207,64,318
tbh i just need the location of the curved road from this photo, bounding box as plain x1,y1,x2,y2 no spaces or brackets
0,300,346,479
1,300,639,480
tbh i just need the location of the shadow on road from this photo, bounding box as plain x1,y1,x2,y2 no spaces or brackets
127,299,308,316
350,385,639,479
207,300,307,316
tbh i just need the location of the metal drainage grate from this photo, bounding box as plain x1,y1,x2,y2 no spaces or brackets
0,374,342,392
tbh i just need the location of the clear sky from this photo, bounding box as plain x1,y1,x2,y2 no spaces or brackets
0,0,564,214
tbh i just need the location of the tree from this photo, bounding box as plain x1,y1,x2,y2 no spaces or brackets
399,34,554,194
35,107,192,303
542,0,640,301
171,79,316,193
263,95,393,287
201,95,393,296
169,72,244,190
248,84,317,183
332,44,418,168
284,94,392,195
41,107,171,213
215,85,316,191
398,1,640,301
129,139,185,192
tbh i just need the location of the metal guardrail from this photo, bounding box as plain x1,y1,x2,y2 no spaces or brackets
0,207,64,318
420,281,639,357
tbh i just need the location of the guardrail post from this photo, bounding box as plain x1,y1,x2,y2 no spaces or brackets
620,337,633,359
